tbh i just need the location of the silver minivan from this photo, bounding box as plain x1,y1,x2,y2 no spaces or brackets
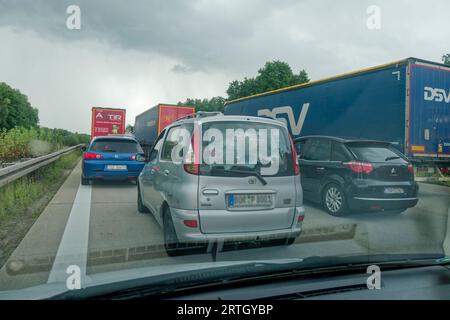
137,113,305,256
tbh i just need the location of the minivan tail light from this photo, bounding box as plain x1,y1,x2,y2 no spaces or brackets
184,125,200,175
407,164,414,174
183,220,198,228
344,161,373,174
289,135,300,176
84,152,103,160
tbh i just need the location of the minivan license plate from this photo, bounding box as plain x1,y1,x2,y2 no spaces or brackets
384,187,404,194
228,194,273,208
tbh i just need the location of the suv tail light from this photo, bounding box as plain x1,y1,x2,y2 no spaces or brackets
344,160,373,174
84,152,103,160
289,136,300,176
407,163,414,174
184,125,200,175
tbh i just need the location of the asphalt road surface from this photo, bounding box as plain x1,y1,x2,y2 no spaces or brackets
0,161,449,291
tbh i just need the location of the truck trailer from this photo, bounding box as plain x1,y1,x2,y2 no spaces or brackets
134,104,195,154
91,107,126,139
224,58,450,165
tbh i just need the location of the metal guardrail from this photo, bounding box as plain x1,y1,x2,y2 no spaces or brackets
0,144,82,188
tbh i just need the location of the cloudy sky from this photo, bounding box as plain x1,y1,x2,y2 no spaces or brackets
0,0,449,134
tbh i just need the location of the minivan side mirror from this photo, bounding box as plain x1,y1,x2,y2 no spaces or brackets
80,146,87,152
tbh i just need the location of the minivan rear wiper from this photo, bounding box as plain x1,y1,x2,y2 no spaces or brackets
385,156,401,161
211,166,267,185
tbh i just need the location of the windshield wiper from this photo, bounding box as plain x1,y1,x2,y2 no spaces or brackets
211,166,267,185
385,156,401,161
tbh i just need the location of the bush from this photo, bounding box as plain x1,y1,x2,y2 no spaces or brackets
0,127,90,162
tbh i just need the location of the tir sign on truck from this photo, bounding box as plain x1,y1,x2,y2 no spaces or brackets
91,107,126,139
225,57,450,164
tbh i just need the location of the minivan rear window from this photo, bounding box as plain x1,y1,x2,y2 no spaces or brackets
347,143,407,163
90,139,143,153
199,121,293,177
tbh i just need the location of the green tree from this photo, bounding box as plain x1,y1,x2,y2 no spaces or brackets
443,54,450,66
0,82,39,130
226,60,310,100
126,124,134,134
178,96,226,113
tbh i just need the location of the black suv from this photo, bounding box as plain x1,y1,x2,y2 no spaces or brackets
294,136,419,216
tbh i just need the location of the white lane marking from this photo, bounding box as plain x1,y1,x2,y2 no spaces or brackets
47,183,92,283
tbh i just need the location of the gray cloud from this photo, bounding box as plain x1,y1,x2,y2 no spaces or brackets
1,0,449,74
0,0,449,133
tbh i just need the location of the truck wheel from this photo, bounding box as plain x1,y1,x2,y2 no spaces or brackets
137,186,150,214
81,177,90,186
322,183,348,216
163,207,185,257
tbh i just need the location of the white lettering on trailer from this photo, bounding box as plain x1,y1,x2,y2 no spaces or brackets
107,114,122,121
424,87,450,104
257,103,310,135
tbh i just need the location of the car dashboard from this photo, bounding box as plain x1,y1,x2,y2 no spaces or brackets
166,265,450,300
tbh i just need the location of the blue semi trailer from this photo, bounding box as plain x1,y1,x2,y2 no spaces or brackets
224,58,450,164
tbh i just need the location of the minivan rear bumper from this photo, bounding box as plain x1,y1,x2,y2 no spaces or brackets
170,207,305,243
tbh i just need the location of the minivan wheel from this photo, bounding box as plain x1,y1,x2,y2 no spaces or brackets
163,207,184,257
137,186,150,214
322,183,348,216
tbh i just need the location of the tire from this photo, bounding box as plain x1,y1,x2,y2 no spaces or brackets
137,185,150,214
286,237,296,245
269,237,296,246
163,207,185,257
387,209,406,214
81,177,90,186
322,183,348,216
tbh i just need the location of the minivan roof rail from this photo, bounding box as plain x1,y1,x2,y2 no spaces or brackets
175,111,223,122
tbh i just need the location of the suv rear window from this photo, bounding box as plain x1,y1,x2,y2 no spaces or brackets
90,139,143,153
347,143,407,163
199,121,293,177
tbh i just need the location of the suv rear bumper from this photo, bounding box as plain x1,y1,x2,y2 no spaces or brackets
346,180,419,211
170,207,305,243
348,196,419,211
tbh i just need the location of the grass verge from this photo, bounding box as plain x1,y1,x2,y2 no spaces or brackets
0,150,81,267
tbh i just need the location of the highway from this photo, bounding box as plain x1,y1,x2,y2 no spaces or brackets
0,160,449,291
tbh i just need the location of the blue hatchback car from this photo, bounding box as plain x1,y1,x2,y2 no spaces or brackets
81,135,146,185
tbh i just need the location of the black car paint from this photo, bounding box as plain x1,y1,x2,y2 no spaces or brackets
294,136,419,213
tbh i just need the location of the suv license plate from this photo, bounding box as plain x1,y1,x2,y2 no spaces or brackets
106,165,127,171
228,194,273,208
384,187,404,194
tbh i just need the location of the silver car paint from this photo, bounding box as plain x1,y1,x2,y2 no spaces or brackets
138,115,305,242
